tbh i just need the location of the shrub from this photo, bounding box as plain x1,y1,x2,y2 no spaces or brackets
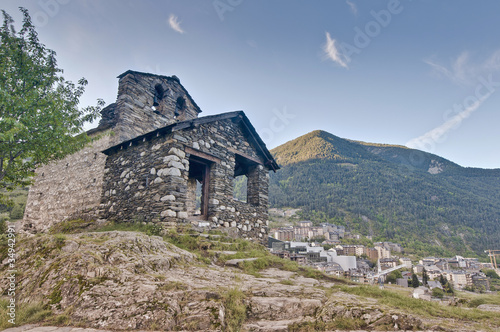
432,287,444,299
9,204,24,220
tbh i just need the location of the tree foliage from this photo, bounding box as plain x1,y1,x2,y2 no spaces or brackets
0,8,103,197
484,269,500,279
411,274,420,288
422,268,428,286
269,130,500,257
431,287,444,299
385,269,402,284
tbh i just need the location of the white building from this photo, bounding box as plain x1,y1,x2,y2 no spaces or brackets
450,271,467,289
375,245,391,259
399,257,412,269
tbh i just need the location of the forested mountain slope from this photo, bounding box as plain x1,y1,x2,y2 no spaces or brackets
269,130,500,257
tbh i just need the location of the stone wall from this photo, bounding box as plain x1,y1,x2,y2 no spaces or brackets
101,118,270,240
22,71,203,233
22,71,274,242
22,131,114,233
114,71,200,142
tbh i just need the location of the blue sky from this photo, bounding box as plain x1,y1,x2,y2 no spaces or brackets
3,0,500,168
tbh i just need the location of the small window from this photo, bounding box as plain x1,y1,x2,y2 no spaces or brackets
175,97,186,118
233,154,261,205
233,174,247,203
154,84,164,101
152,84,164,112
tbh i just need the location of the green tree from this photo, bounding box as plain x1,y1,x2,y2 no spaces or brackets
439,274,448,286
443,282,454,295
422,268,428,286
385,269,402,284
411,273,420,288
484,269,500,279
0,8,103,198
9,203,24,219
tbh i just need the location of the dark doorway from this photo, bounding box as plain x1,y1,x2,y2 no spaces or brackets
187,156,211,220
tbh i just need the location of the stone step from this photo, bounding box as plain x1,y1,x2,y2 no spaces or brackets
225,257,259,266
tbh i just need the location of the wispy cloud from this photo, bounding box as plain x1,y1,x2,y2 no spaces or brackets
246,40,258,49
323,32,349,69
425,50,500,85
168,14,185,34
406,94,490,151
411,50,500,152
346,0,357,15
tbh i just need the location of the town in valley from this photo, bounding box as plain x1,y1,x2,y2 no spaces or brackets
267,209,499,300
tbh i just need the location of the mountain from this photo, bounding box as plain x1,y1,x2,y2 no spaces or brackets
269,130,500,257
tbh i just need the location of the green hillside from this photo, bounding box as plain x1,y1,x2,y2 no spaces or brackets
269,130,500,257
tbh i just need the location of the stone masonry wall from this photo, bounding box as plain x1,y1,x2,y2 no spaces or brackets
114,72,199,143
101,118,270,240
22,131,114,233
22,71,202,233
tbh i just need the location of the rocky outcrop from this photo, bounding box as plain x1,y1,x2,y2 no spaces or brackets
0,231,491,331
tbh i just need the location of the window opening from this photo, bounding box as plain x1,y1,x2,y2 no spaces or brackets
152,84,164,112
233,175,247,203
234,154,259,205
175,96,186,118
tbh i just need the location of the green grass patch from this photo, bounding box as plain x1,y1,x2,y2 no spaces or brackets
95,221,163,236
457,290,500,308
49,219,95,234
157,281,188,292
288,317,367,331
221,288,247,332
336,284,500,326
0,298,52,329
280,279,294,285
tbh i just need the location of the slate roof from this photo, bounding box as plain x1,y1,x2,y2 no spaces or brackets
102,110,280,171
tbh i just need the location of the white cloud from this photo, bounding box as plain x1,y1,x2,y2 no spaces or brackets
425,50,500,85
168,14,185,34
323,32,349,69
406,94,489,151
346,0,357,15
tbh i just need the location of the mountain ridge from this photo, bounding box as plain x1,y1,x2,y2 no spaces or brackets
269,130,500,257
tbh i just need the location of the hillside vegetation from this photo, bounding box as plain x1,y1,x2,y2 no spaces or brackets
269,130,500,257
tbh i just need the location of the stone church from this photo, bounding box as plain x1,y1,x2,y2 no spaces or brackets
22,70,279,240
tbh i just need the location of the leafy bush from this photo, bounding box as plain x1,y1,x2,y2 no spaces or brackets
9,203,24,220
432,287,444,298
